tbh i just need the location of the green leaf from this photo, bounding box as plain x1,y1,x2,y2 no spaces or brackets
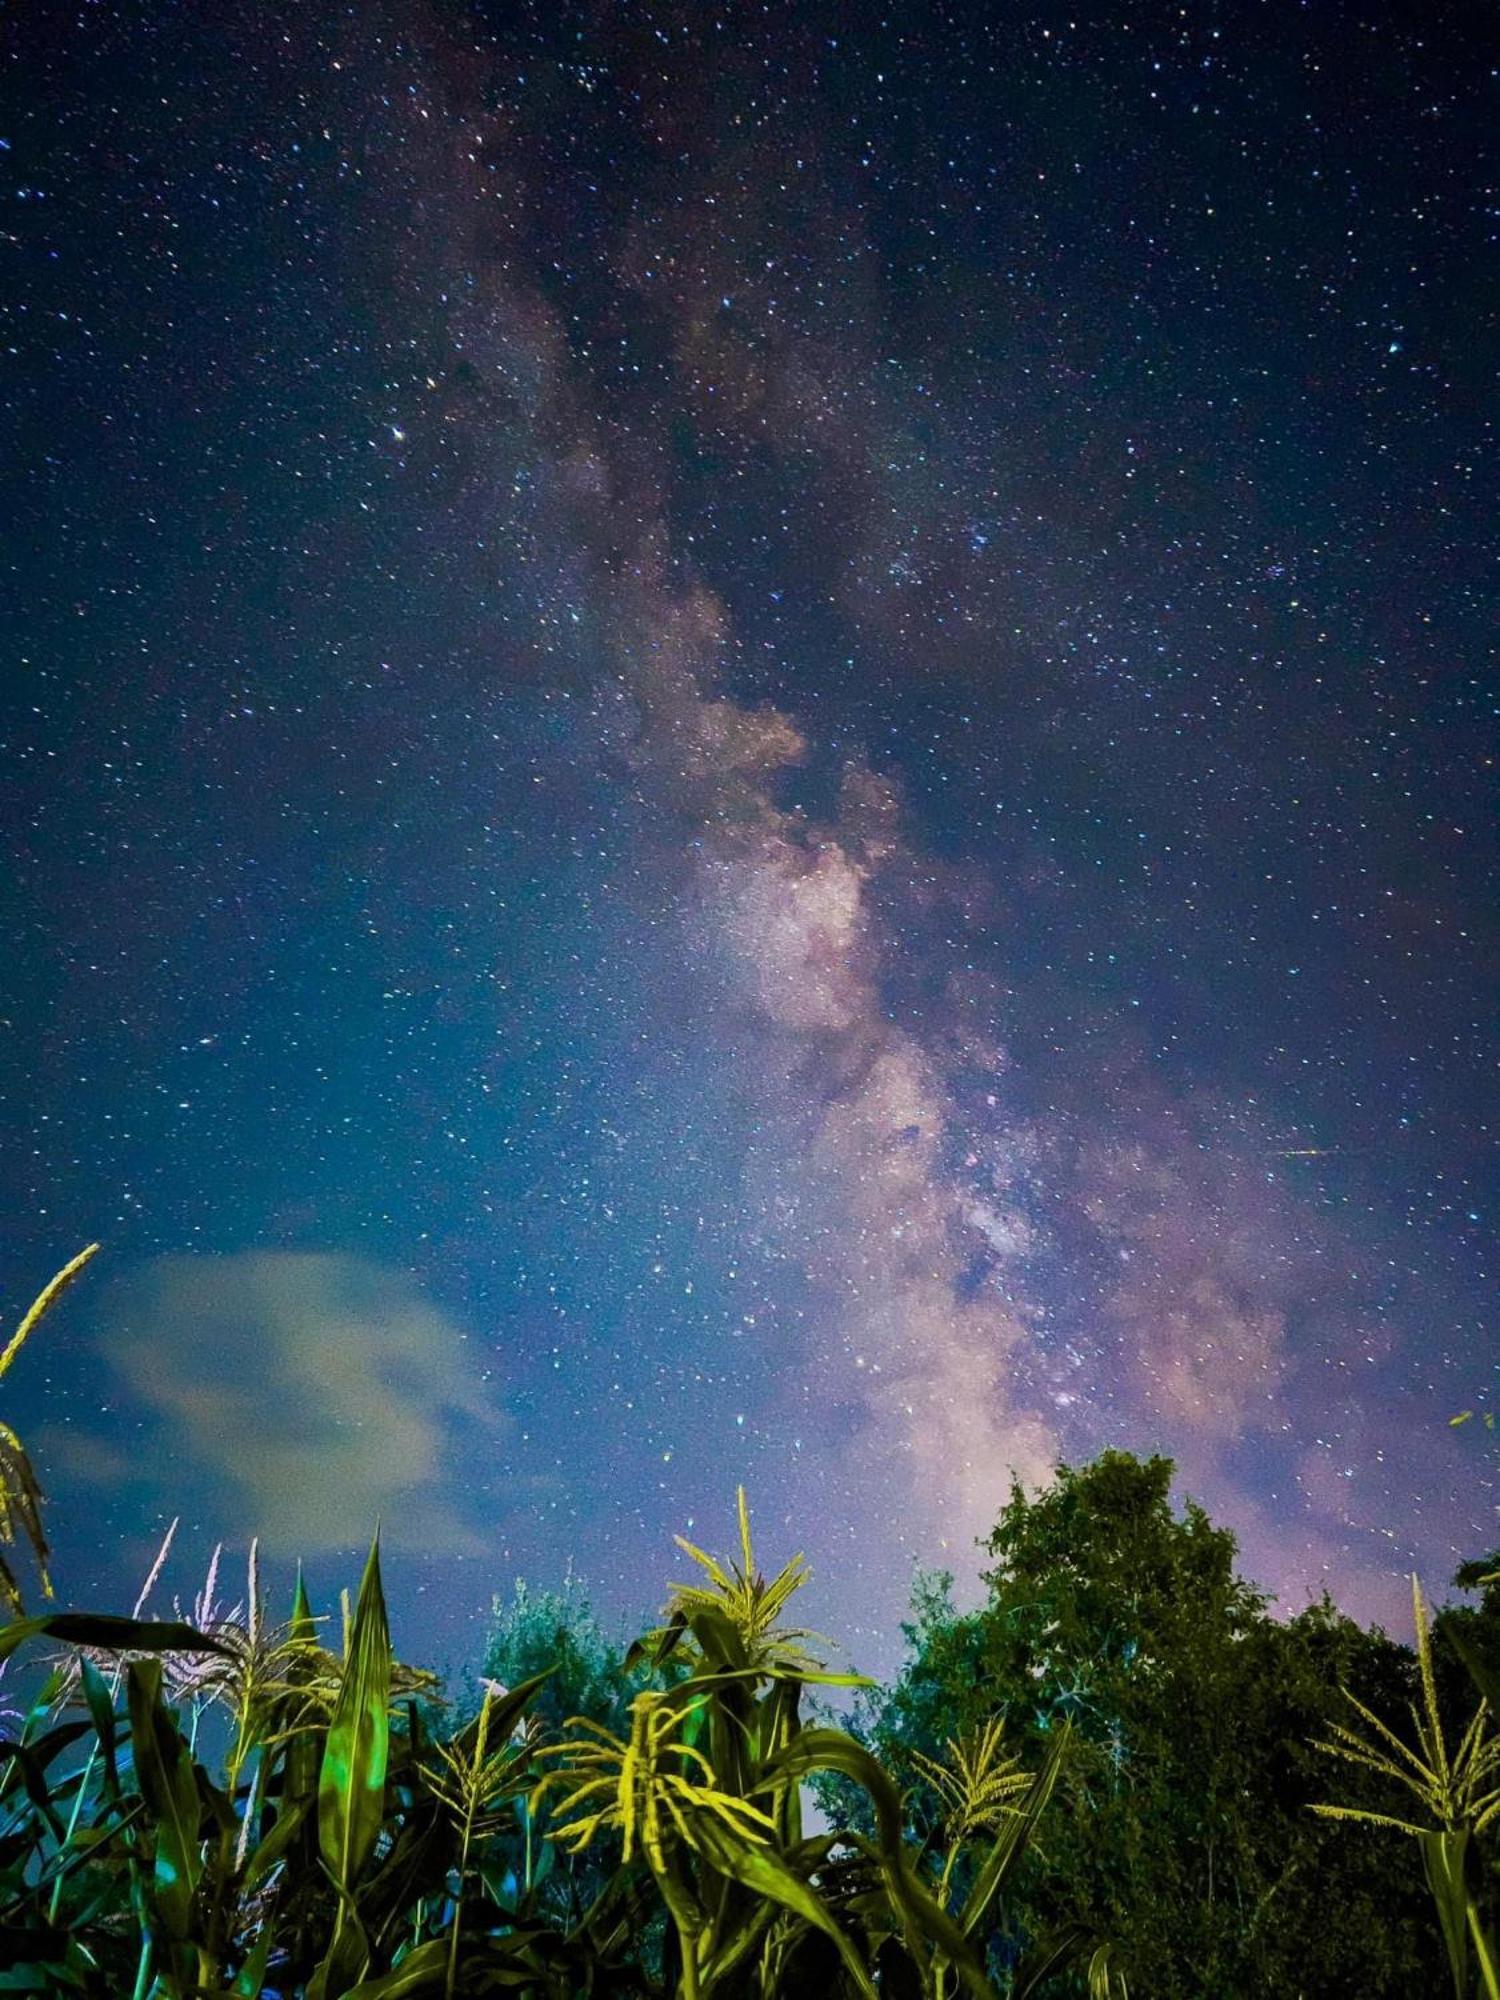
341,1933,557,1999
0,1739,69,1840
1009,1926,1091,1999
289,1562,317,1646
959,1723,1069,1939
763,1727,997,1999
1420,1828,1471,2000
231,1918,275,1997
318,1536,392,1892
443,1667,552,1768
242,1793,310,1892
576,1860,658,1962
308,1902,373,2000
689,1811,877,1999
281,1568,324,1822
0,1611,230,1665
78,1655,121,1800
125,1657,203,1944
340,1937,450,1999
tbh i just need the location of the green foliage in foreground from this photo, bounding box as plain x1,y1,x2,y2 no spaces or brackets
0,1499,1084,1999
2,1250,1499,1997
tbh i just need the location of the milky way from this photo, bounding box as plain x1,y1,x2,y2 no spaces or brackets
3,0,1495,1669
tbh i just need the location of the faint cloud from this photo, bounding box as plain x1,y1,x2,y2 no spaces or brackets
36,1429,133,1489
99,1252,503,1555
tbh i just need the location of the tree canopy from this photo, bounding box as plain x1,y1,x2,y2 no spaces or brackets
825,1451,1436,1996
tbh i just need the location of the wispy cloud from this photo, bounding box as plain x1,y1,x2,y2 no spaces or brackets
95,1252,503,1554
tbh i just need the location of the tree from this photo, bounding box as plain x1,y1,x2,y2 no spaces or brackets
834,1452,1433,1996
480,1573,646,1742
476,1572,663,1931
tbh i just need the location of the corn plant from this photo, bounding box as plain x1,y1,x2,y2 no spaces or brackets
534,1492,879,1999
909,1719,1033,1908
1312,1572,1500,1999
533,1490,1079,2000
422,1684,542,1999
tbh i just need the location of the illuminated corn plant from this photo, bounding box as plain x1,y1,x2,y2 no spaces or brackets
1312,1572,1500,1999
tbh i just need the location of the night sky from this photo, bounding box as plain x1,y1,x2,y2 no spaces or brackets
3,0,1496,1675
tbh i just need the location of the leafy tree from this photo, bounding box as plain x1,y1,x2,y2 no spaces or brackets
476,1573,665,1931
480,1573,646,1741
1438,1552,1500,1713
830,1452,1433,1996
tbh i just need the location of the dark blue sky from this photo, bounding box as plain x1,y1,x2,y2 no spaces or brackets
2,0,1495,1674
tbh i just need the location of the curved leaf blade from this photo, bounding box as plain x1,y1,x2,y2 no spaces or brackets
319,1536,393,1892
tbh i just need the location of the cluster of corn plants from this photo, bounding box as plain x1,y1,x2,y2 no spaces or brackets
0,1501,1083,1998
0,1250,1100,1998
529,1489,1084,2000
0,1510,636,1996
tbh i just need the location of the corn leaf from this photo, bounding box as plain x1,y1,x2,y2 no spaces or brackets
959,1722,1069,1939
126,1656,203,1943
231,1918,275,1997
1420,1827,1471,2000
689,1810,878,1999
242,1792,311,1891
341,1931,559,1999
318,1536,392,1892
341,1936,451,1998
763,1726,997,1999
282,1566,325,1815
79,1654,121,1800
1009,1926,1090,1999
0,1609,231,1666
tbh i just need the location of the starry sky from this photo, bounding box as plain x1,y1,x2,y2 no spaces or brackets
2,0,1496,1674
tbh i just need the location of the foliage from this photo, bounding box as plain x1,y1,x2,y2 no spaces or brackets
0,1252,1487,1997
821,1451,1436,1996
528,1488,1077,2000
1312,1573,1500,1999
476,1569,679,1929
0,1495,1086,2000
0,1258,1093,2000
480,1571,656,1744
